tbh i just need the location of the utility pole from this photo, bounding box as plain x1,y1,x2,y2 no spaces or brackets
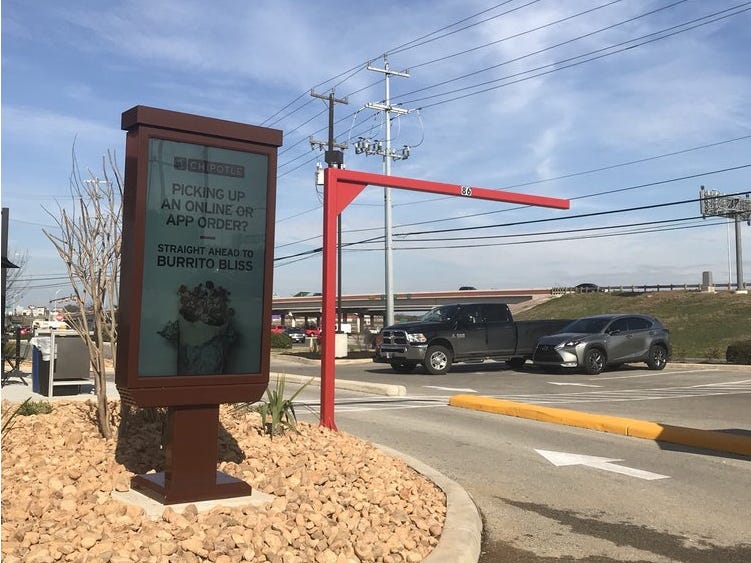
356,55,412,327
310,90,348,328
700,187,751,292
2,208,11,330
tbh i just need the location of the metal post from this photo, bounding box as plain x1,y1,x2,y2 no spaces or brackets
329,93,344,332
338,214,343,329
735,215,745,291
1,208,9,331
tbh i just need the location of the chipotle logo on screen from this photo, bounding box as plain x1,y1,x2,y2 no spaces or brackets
174,156,245,178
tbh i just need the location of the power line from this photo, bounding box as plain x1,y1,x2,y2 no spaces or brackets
391,134,751,208
275,3,746,174
400,0,682,98
388,0,543,56
344,163,751,234
394,215,714,242
396,190,751,238
273,209,731,262
274,0,691,165
274,187,748,261
353,219,724,251
408,3,751,109
261,0,542,128
409,0,624,71
272,162,751,254
275,135,751,234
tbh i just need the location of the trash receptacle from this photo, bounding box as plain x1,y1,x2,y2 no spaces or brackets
31,338,52,395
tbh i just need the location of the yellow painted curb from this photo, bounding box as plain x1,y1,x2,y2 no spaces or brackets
449,395,751,457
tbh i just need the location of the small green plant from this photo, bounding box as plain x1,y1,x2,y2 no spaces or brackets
1,398,52,437
240,375,314,437
16,399,53,416
270,332,293,349
705,346,722,360
2,339,16,357
1,398,31,437
726,340,751,365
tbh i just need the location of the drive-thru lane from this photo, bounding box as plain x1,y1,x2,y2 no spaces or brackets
275,355,751,561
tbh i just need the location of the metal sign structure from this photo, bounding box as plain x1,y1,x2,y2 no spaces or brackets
699,187,750,292
320,167,570,429
700,188,751,220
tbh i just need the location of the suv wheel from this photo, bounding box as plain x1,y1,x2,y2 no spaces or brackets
646,344,668,370
424,345,452,375
583,348,606,375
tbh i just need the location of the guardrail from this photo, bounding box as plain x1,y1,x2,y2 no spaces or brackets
551,283,746,294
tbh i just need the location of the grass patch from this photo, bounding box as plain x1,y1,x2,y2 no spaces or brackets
17,400,54,416
279,350,374,361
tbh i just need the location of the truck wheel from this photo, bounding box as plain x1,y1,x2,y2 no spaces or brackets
646,344,668,370
424,345,452,375
390,361,417,373
583,348,606,375
506,357,526,370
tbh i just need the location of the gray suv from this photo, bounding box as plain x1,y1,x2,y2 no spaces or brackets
532,314,670,375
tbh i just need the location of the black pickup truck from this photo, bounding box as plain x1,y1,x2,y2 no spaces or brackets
374,302,570,374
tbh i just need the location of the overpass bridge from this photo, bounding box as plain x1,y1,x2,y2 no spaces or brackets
272,288,555,331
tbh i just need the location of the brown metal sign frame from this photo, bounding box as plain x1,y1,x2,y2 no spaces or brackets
116,106,282,504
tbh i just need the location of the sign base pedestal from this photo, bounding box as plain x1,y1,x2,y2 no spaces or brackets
131,470,251,505
129,404,251,505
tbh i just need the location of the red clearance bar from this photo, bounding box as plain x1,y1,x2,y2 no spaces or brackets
320,167,570,430
331,168,570,212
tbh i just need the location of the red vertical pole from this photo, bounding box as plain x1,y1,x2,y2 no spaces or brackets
320,167,338,430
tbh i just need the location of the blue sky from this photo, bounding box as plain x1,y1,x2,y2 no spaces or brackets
3,0,751,308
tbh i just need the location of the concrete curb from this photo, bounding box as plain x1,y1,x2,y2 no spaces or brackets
668,361,751,371
449,395,751,457
271,353,374,366
375,444,482,563
271,372,406,397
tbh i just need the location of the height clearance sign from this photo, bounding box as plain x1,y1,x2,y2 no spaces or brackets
116,106,283,407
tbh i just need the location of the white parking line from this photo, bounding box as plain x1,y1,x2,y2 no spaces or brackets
593,369,721,381
297,396,452,414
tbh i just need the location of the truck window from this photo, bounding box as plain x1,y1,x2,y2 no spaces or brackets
457,305,483,325
421,305,458,322
482,304,510,323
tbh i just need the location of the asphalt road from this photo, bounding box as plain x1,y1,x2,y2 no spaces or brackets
273,352,751,562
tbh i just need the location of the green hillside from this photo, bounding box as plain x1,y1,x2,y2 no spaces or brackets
514,291,751,360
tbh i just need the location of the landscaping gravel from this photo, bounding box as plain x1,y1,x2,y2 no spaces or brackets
1,400,446,562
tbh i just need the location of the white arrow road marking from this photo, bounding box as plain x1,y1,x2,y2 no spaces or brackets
547,382,601,387
536,449,670,480
424,386,477,393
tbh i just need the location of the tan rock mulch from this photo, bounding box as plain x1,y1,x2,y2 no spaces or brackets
1,401,445,562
